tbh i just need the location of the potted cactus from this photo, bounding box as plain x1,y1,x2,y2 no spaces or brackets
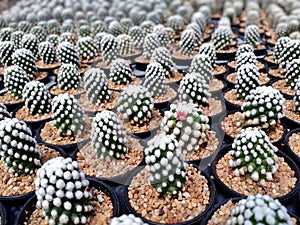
37,41,60,70
167,14,185,37
212,26,235,60
11,30,24,48
77,36,100,64
128,26,144,49
60,32,78,45
244,24,267,55
0,41,16,68
20,34,40,60
116,34,141,63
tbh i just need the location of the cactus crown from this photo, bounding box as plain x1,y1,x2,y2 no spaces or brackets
4,65,30,99
109,21,124,37
91,110,128,159
0,104,11,121
120,18,133,34
244,25,260,47
246,10,260,26
0,41,16,67
276,22,288,38
22,81,52,115
294,79,300,112
153,25,170,47
235,44,253,60
229,127,278,182
100,34,120,65
274,37,290,61
161,101,210,152
30,25,47,42
190,54,213,82
21,34,40,59
109,58,132,85
242,86,285,127
212,26,233,51
11,31,24,48
143,62,166,98
35,157,92,225
18,21,31,33
38,41,58,65
285,59,300,88
145,133,187,196
111,214,149,225
236,52,257,71
198,43,216,67
83,68,110,105
117,85,154,127
128,26,144,47
186,23,202,46
12,48,37,80
0,118,41,176
167,14,185,32
57,63,81,91
77,36,98,61
178,72,211,107
60,32,78,45
57,41,80,68
116,34,133,56
180,29,196,56
151,47,174,78
91,20,106,35
0,27,13,41
140,20,155,35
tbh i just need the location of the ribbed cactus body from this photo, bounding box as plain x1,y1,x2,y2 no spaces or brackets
294,79,300,112
109,21,123,37
143,62,166,98
186,23,202,46
0,27,13,41
276,22,288,38
109,58,132,85
143,33,160,59
12,48,37,80
77,36,98,61
0,41,16,66
91,20,106,35
30,25,47,42
235,44,253,60
190,54,213,83
244,25,260,47
274,37,290,62
279,39,300,71
35,157,92,225
198,43,216,67
128,26,144,47
57,42,80,68
38,41,58,65
145,133,186,195
153,25,170,47
140,21,154,35
120,18,133,34
60,32,78,45
246,10,260,26
212,26,232,51
21,34,40,59
116,34,133,56
111,214,149,225
0,104,11,121
57,64,80,91
165,27,176,44
151,47,174,78
0,118,41,176
235,52,257,71
191,12,206,33
18,21,31,33
101,34,120,65
46,34,60,48
180,29,196,56
286,59,300,89
11,31,24,48
47,19,61,35
167,15,185,32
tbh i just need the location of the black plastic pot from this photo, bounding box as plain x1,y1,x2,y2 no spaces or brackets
0,202,6,225
282,116,300,131
213,63,229,80
153,83,178,110
223,88,242,112
264,55,278,68
130,63,146,78
210,79,227,96
284,128,300,165
216,50,236,61
0,89,25,113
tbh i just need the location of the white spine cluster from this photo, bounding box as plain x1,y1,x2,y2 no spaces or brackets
12,48,37,80
111,214,149,225
77,36,99,61
57,64,81,91
143,62,166,98
143,33,160,59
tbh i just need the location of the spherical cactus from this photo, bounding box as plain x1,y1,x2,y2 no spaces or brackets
100,34,120,66
165,27,176,44
46,19,61,35
294,79,300,112
30,25,47,42
153,25,170,48
61,21,76,34
218,17,231,27
0,104,11,121
109,21,123,37
151,47,174,78
242,86,285,127
12,48,37,80
161,102,210,152
275,22,288,38
60,32,78,45
11,31,24,48
0,27,13,41
190,54,213,82
278,40,300,72
180,29,196,56
57,64,81,91
178,72,211,107
91,20,106,35
0,41,16,67
212,26,233,51
38,41,58,65
57,41,80,68
246,10,260,26
145,133,186,196
143,62,166,98
143,33,160,59
3,65,30,99
109,58,132,85
128,26,144,48
46,34,60,48
52,93,85,136
198,43,216,67
120,18,133,34
18,21,31,33
235,44,253,60
186,23,202,47
77,36,99,62
274,37,290,62
229,127,278,182
22,81,52,115
167,14,185,32
0,118,41,176
235,52,257,71
83,68,110,105
116,34,133,56
21,34,40,59
244,25,260,47
140,20,155,35
285,59,300,89
35,157,92,225
117,85,153,127
91,110,128,159
111,214,149,225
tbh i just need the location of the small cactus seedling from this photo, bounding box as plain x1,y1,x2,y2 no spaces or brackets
46,34,60,48
274,37,290,62
4,65,30,99
30,25,47,42
57,64,81,91
212,26,233,51
128,26,144,48
141,20,155,35
116,34,133,56
52,93,85,136
38,41,58,65
0,27,13,41
145,133,186,196
57,41,80,68
100,34,120,66
77,36,99,62
244,25,260,47
21,34,40,59
0,41,16,67
178,72,211,107
109,21,124,37
285,59,300,88
151,47,174,78
242,86,285,128
229,127,278,182
0,118,41,176
294,79,300,112
91,110,128,159
143,62,166,98
35,157,92,225
198,43,216,67
278,40,300,71
235,52,257,71
180,29,196,56
0,104,11,121
120,18,133,34
60,32,78,45
109,58,132,85
11,31,24,48
117,85,153,127
275,22,288,38
22,81,52,115
153,25,170,47
143,33,160,60
190,54,213,83
111,214,149,225
161,102,210,152
83,68,110,105
227,194,293,225
167,14,185,32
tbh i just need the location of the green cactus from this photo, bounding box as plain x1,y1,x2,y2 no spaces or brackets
143,62,166,98
0,104,11,121
161,102,210,152
242,86,285,128
60,32,78,45
145,133,186,196
0,27,13,41
0,118,41,176
30,25,47,42
21,34,40,59
4,65,30,99
180,29,196,56
35,157,92,225
187,23,203,46
91,110,128,159
57,41,80,68
116,34,133,56
212,26,233,51
287,19,299,34
198,43,216,68
165,27,176,44
11,31,24,48
244,25,260,47
22,81,52,115
274,37,290,62
294,79,300,112
190,54,213,83
94,32,107,51
91,20,106,35
143,33,160,60
120,18,133,34
153,25,170,48
128,26,144,48
109,58,132,85
117,85,153,127
275,22,288,38
109,21,123,37
46,34,60,48
52,93,85,136
83,68,110,105
47,19,61,35
235,44,253,60
18,21,31,33
111,214,149,225
191,12,206,34
235,52,257,71
167,14,185,32
141,20,155,35
100,34,120,66
151,47,174,78
38,41,58,65
0,41,16,67
285,59,300,89
57,64,81,91
147,11,162,25
77,36,99,62
246,10,260,26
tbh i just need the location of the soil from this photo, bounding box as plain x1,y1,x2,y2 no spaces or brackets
134,55,151,64
14,106,52,122
108,76,142,91
224,89,245,107
226,72,270,85
288,132,300,158
35,72,48,81
227,60,265,71
264,55,277,65
202,97,224,117
0,92,23,104
36,60,60,70
215,47,237,54
172,50,197,60
272,80,295,96
80,55,102,64
49,85,85,96
166,70,184,84
213,65,227,76
284,100,300,124
268,68,284,79
153,85,177,104
209,79,224,92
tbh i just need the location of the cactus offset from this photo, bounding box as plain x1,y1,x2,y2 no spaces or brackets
57,41,80,68
212,26,233,51
38,41,58,65
143,62,166,98
57,64,81,91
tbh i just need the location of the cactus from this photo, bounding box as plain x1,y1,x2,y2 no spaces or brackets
287,19,299,34
143,33,160,60
279,39,300,72
190,54,213,82
186,23,202,46
212,26,233,51
94,32,107,51
100,34,120,66
294,79,300,112
57,41,80,68
145,133,186,196
35,157,92,225
18,21,31,33
46,34,60,48
30,25,47,42
109,58,132,85
161,102,210,152
111,214,149,225
140,20,155,35
275,22,288,38
147,11,162,25
178,72,211,107
274,37,290,62
119,18,133,35
143,62,166,98
244,25,260,47
229,127,278,182
91,110,128,159
0,104,11,121
235,52,257,71
128,26,144,48
109,21,123,37
218,17,231,27
77,36,99,62
165,27,176,44
198,43,216,68
0,27,13,41
4,65,30,99
116,34,133,56
52,93,85,136
227,194,293,225
38,41,58,65
246,10,260,26
285,59,300,89
60,32,78,45
242,86,285,128
0,118,41,176
117,85,153,127
167,14,185,32
235,44,253,60
91,20,106,35
153,25,170,47
151,47,174,78
191,12,206,34
0,41,16,67
21,34,40,59
46,19,61,35
11,31,24,48
180,29,196,56
57,64,81,91
22,81,52,115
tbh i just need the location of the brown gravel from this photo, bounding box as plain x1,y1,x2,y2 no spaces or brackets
108,76,142,91
213,65,227,76
77,91,120,112
288,132,300,158
201,97,224,117
153,85,177,104
120,49,142,59
166,70,184,84
80,55,102,64
134,55,151,64
53,64,91,75
36,60,60,70
0,66,5,74
268,68,284,79
216,153,297,198
254,44,267,51
272,79,295,96
224,89,245,107
49,84,85,96
14,106,52,122
264,55,277,65
35,72,48,81
284,99,300,124
39,118,92,145
172,50,197,60
23,188,114,225
215,47,237,54
209,79,224,92
226,72,270,85
0,145,61,197
0,92,23,104
128,165,211,224
228,61,265,70
202,33,211,41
